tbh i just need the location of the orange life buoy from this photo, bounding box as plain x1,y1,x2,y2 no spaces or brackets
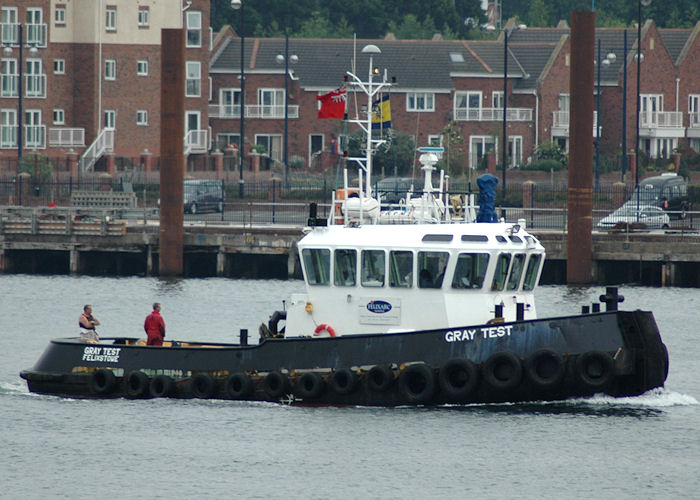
314,323,336,337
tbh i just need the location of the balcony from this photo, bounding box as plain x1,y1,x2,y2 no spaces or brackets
25,74,46,98
551,110,598,137
245,104,300,119
185,129,208,154
209,103,241,119
25,124,46,149
688,112,700,139
26,23,47,47
0,22,47,47
49,128,86,148
454,107,532,122
639,111,684,138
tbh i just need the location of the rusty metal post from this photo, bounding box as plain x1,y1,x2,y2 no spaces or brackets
567,12,595,284
159,29,185,277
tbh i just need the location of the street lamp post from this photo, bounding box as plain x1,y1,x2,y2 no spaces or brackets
3,23,26,171
501,22,525,207
276,35,298,189
231,0,245,197
635,0,652,217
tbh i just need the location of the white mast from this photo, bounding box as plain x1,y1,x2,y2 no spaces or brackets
345,44,392,197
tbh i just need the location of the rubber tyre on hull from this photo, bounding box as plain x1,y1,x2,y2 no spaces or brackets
398,363,436,404
331,369,358,395
191,373,216,399
525,349,566,391
295,372,325,400
90,369,117,395
367,365,395,393
125,370,150,398
264,371,289,399
575,350,614,391
226,373,253,399
483,352,523,391
438,359,479,401
150,375,176,398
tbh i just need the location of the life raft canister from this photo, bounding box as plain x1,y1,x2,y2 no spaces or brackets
313,324,337,337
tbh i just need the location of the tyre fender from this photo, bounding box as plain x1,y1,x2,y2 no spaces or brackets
398,363,436,404
226,372,253,399
483,351,523,391
90,369,116,395
438,358,479,401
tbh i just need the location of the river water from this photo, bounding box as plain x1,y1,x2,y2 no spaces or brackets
1,275,698,499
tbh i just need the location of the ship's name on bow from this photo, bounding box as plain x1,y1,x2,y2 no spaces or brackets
82,346,121,363
444,325,513,342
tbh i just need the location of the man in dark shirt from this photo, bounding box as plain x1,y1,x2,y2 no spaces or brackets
144,302,165,346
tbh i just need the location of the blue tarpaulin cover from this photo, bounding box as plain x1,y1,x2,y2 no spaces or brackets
476,174,499,223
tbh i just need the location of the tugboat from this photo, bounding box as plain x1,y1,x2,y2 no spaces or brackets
21,45,668,406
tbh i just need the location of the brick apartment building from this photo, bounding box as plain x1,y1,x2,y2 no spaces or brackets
1,0,699,181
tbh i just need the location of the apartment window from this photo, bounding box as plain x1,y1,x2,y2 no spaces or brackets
106,6,116,31
216,133,239,151
53,108,65,125
508,136,523,167
186,11,202,47
428,135,443,147
104,110,115,129
255,134,282,161
1,7,18,45
55,5,66,25
25,109,43,148
1,108,17,147
27,8,45,46
185,61,200,97
136,110,148,126
219,88,241,117
455,91,482,120
1,58,17,97
137,60,148,76
25,59,45,97
54,59,65,74
492,91,504,109
407,92,434,112
138,7,149,27
258,88,284,118
105,59,116,80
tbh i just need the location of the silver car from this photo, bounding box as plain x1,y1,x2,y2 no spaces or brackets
596,203,670,230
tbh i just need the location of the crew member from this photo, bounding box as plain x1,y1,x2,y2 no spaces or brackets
79,305,100,342
144,302,166,346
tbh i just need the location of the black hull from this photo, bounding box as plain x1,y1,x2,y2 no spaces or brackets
20,310,668,406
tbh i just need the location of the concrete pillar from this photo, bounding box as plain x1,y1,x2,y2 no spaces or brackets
487,151,496,174
67,150,79,179
98,173,112,191
105,152,116,176
141,149,153,176
251,153,260,173
145,245,153,275
70,247,80,274
213,151,224,178
0,248,5,273
672,153,681,173
159,29,185,277
216,247,226,276
566,11,595,284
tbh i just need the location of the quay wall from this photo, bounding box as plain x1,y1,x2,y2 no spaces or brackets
2,224,700,287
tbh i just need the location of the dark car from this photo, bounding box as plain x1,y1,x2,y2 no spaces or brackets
375,177,423,204
184,180,224,214
633,173,688,219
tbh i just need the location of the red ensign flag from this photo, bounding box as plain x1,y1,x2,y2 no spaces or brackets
317,86,347,119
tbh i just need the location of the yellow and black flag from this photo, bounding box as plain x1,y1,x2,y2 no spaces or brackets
371,95,391,131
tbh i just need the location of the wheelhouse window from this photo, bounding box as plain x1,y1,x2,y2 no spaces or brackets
389,250,413,288
522,254,542,291
418,251,449,289
302,248,330,286
361,250,385,287
334,249,356,287
452,253,489,289
491,253,512,291
506,253,526,291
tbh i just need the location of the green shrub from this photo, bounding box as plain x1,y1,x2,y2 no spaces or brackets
521,159,565,172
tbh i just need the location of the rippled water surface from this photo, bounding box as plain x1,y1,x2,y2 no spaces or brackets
1,276,698,499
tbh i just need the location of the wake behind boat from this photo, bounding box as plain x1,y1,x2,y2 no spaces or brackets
20,44,668,406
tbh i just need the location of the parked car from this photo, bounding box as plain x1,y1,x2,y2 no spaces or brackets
596,203,670,230
634,173,688,219
375,177,423,204
184,180,224,214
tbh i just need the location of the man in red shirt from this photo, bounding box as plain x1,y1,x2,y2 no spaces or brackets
144,302,165,346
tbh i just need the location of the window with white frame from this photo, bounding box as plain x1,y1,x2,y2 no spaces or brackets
53,108,65,125
26,8,44,46
258,88,284,118
137,60,148,76
255,134,282,161
55,5,66,25
455,91,482,120
54,59,65,74
508,136,523,167
216,133,240,151
689,94,700,128
1,108,17,147
24,109,43,148
492,91,504,109
1,7,18,45
469,135,495,169
105,59,116,80
25,59,44,97
185,61,200,97
1,58,17,97
104,109,115,129
186,11,201,47
219,88,241,118
428,135,443,147
136,110,148,125
138,7,149,27
105,6,116,31
407,92,435,112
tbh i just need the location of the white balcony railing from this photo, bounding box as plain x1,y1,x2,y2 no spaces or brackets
0,125,16,148
551,110,598,135
454,107,533,122
0,22,18,45
26,23,47,47
80,128,114,174
185,129,208,154
640,111,683,128
0,22,47,47
0,74,18,97
209,103,241,119
245,104,300,119
49,128,85,148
